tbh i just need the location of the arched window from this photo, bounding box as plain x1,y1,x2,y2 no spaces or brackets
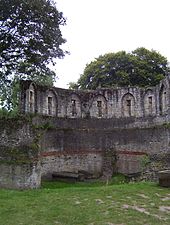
122,93,135,117
67,94,81,118
46,90,58,116
90,95,107,118
159,85,167,115
144,90,155,116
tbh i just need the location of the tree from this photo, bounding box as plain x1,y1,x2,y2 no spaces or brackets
72,48,170,90
0,0,67,109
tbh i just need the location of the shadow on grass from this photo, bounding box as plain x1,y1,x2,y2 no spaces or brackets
41,173,159,190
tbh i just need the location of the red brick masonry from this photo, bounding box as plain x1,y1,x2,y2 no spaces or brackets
41,150,147,157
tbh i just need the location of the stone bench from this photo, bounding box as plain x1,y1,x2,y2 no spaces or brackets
158,170,170,187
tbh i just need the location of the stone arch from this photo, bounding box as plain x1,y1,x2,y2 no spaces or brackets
159,84,167,115
26,82,37,113
90,95,107,118
45,89,58,116
67,93,81,118
144,89,156,116
122,93,135,117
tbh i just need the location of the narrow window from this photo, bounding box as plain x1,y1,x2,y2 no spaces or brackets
30,91,33,102
71,99,76,116
164,92,167,104
148,96,152,114
48,97,52,115
29,91,34,112
163,92,167,112
97,101,102,117
148,96,152,104
159,84,168,115
126,99,131,116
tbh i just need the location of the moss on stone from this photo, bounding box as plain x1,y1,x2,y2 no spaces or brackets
0,144,39,165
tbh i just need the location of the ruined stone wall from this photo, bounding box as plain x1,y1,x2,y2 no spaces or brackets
0,116,170,188
1,75,170,189
40,124,103,179
35,117,170,179
18,73,170,182
0,117,41,189
20,75,170,120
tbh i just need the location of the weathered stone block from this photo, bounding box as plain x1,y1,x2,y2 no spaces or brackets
158,170,170,187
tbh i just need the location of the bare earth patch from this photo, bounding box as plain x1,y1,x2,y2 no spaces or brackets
95,199,105,204
159,206,170,212
155,193,161,197
136,193,149,199
75,200,81,205
161,197,170,201
122,204,149,214
106,223,125,225
122,204,168,221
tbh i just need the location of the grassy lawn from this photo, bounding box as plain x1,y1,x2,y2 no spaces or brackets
0,181,170,225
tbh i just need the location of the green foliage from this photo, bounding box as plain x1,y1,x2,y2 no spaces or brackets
0,79,21,111
110,173,128,184
0,0,67,109
0,107,19,119
140,155,151,171
72,47,170,90
68,81,79,90
32,121,55,131
0,145,38,164
162,122,170,128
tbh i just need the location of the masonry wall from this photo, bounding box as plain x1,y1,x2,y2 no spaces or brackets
1,75,170,189
20,75,170,120
37,117,170,179
0,116,170,188
0,118,41,189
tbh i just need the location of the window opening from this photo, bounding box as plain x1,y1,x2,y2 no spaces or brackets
29,91,34,112
160,89,167,115
97,101,102,117
163,91,167,111
148,96,152,114
126,99,131,116
71,99,76,116
48,97,52,115
164,92,167,104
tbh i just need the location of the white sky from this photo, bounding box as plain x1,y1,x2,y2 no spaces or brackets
54,0,170,88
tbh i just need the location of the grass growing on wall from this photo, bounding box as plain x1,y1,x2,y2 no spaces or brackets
0,182,170,225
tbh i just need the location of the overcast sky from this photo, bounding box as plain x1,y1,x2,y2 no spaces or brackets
54,0,170,88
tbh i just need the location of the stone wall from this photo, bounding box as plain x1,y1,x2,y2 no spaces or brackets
0,116,170,188
20,75,170,119
0,117,41,189
1,75,170,189
33,116,170,180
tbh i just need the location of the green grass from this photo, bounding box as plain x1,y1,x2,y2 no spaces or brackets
0,181,170,225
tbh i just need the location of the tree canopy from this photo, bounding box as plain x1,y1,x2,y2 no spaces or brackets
70,47,170,90
0,0,67,109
